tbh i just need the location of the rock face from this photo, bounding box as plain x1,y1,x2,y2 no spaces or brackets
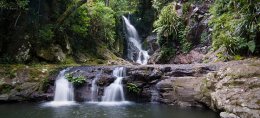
0,59,259,118
201,62,260,118
0,65,61,102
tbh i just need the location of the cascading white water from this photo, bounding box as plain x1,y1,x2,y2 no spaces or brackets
43,69,76,107
122,16,150,65
99,67,130,106
102,67,126,102
53,69,74,101
90,71,102,102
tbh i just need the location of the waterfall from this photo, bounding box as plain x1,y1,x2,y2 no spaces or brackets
98,67,130,106
122,16,150,65
102,67,126,102
43,69,76,107
53,69,74,101
90,71,102,102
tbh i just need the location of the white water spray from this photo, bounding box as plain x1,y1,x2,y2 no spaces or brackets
99,67,130,106
102,67,126,101
43,69,76,107
122,16,150,65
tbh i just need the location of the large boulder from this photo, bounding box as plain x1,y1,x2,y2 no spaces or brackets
36,44,66,62
201,63,260,118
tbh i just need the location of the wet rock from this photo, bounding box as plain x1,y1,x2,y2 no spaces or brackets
146,33,159,55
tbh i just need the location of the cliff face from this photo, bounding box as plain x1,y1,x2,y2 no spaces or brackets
0,59,259,117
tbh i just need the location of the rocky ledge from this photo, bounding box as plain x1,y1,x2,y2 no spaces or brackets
0,59,259,118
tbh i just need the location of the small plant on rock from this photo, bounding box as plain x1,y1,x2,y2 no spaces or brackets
65,73,85,86
127,83,141,94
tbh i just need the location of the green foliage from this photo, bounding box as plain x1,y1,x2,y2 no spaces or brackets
0,0,29,10
109,0,138,16
210,0,260,54
153,3,192,62
38,25,54,42
0,84,13,94
39,77,50,92
158,47,176,62
127,83,140,94
182,2,191,15
234,55,243,60
65,73,85,86
65,4,90,37
179,26,192,53
152,0,174,11
247,40,256,53
87,2,116,46
216,52,229,61
154,4,181,42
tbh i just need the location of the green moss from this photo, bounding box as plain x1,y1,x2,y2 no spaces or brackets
62,56,75,64
224,80,245,87
249,84,260,89
256,100,260,105
39,77,50,92
234,55,243,60
216,52,228,61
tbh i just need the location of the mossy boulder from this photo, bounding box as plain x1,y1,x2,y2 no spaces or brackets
36,45,66,63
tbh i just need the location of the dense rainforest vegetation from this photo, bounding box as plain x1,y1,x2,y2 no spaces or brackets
0,0,259,64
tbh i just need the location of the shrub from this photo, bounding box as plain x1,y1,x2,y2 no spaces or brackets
153,3,192,62
65,73,85,86
38,24,54,43
210,0,259,54
127,83,140,94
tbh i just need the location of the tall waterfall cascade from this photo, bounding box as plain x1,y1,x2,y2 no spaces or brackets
43,69,76,107
122,16,150,65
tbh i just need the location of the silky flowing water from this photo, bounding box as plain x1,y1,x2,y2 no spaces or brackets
0,103,219,118
123,16,149,65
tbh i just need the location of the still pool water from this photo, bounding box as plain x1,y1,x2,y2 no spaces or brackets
0,102,219,118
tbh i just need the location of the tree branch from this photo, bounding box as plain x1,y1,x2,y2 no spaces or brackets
56,0,88,27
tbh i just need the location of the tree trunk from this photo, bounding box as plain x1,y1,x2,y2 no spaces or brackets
105,0,109,6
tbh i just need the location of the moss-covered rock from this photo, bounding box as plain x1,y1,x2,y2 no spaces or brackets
0,64,65,101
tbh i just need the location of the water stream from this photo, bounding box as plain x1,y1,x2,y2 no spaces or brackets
100,67,130,105
43,68,76,107
123,16,150,65
90,71,102,102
